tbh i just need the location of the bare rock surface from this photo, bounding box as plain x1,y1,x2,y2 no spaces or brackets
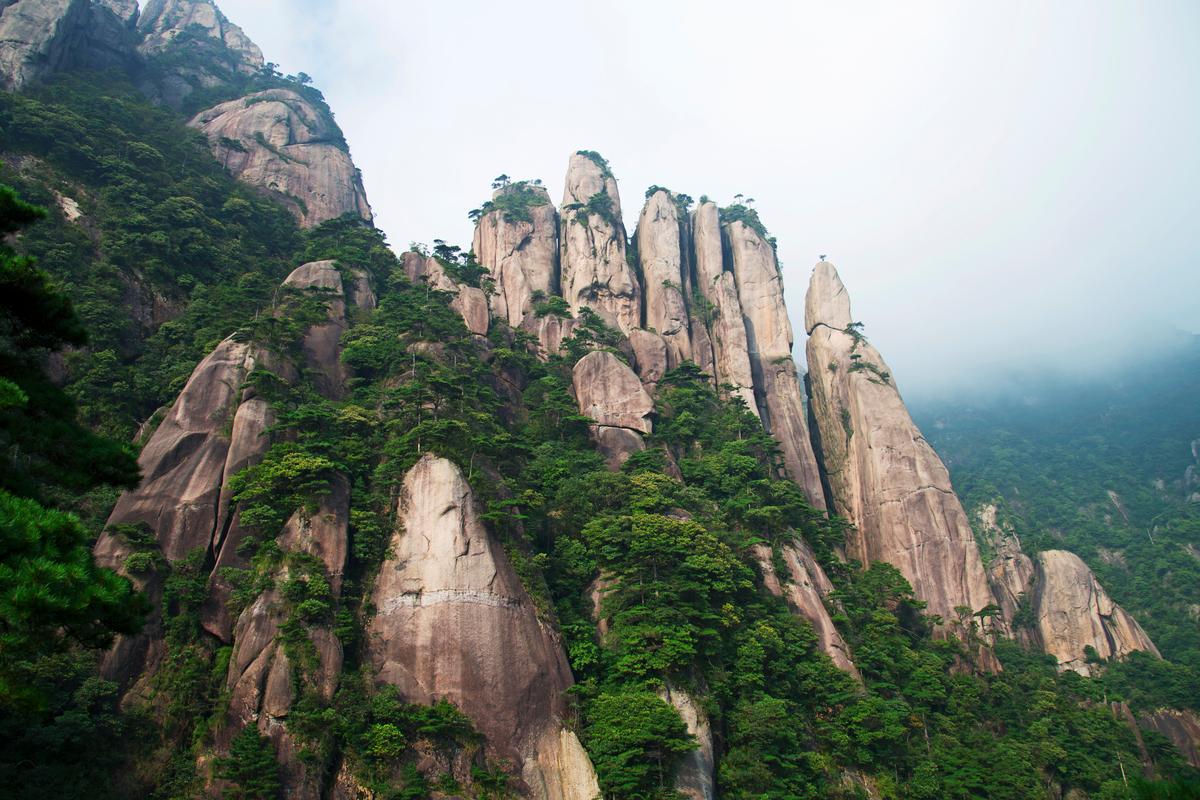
0,0,88,90
627,328,670,387
637,190,692,363
368,455,599,798
522,313,579,359
559,153,640,333
1033,549,1160,675
804,261,998,638
403,252,490,335
753,542,860,678
473,184,559,327
190,89,372,227
573,351,653,433
976,504,1038,647
1139,709,1200,768
658,685,715,800
727,221,824,505
138,0,262,69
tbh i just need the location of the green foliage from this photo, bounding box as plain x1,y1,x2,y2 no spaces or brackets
584,690,696,799
215,726,281,800
718,203,777,251
468,179,549,224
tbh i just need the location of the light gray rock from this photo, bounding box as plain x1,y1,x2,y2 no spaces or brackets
0,0,88,90
1033,549,1160,676
472,183,559,328
658,685,714,800
691,203,757,415
138,0,262,69
369,455,599,799
753,541,861,679
559,153,640,334
573,351,653,433
727,221,825,507
637,190,692,364
190,89,372,227
804,261,999,647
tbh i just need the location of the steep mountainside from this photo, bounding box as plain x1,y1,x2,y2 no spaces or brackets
0,1,1198,798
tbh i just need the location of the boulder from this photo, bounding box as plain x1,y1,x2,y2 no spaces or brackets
637,190,692,364
559,153,640,333
190,89,372,227
1033,550,1160,675
627,328,670,387
572,351,653,433
368,455,599,798
753,541,860,679
472,183,559,328
804,261,998,644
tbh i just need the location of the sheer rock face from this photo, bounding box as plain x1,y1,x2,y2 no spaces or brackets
473,185,559,328
573,351,652,467
637,190,692,363
753,542,861,679
190,89,372,227
727,222,825,506
137,0,262,69
368,455,600,799
559,153,640,333
804,261,997,634
522,313,579,359
1139,709,1200,768
1033,550,1160,676
0,0,88,90
658,685,715,800
627,328,670,388
1185,439,1200,503
284,260,352,397
691,204,757,415
403,252,491,335
976,504,1038,647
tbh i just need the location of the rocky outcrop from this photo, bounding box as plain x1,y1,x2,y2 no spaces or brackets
1139,709,1200,768
727,222,825,507
804,261,998,639
368,454,599,799
137,0,261,68
1033,550,1160,675
627,328,669,388
573,350,652,467
0,0,89,90
976,503,1039,647
402,251,490,335
473,183,559,328
658,685,714,800
190,89,372,227
559,153,640,334
1185,439,1200,503
637,190,692,364
753,541,860,678
691,203,757,415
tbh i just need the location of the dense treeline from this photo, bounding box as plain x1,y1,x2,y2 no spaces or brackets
915,348,1200,705
0,63,1197,800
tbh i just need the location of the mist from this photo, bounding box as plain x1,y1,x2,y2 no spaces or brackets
206,0,1200,399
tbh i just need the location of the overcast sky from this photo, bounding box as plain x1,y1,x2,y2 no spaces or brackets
210,0,1200,398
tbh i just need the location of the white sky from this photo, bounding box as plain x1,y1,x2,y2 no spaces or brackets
209,0,1200,397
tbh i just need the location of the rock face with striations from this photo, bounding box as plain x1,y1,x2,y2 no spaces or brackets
190,89,372,227
559,153,640,334
137,0,261,69
804,261,997,638
402,251,490,335
1139,709,1200,768
1032,550,1160,676
473,183,559,328
636,190,692,365
572,350,653,467
368,454,600,800
691,202,758,416
0,0,91,90
728,221,826,507
976,503,1039,648
753,541,861,678
94,261,367,795
658,685,715,800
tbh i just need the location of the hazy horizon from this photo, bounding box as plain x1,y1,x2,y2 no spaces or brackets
203,0,1200,398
